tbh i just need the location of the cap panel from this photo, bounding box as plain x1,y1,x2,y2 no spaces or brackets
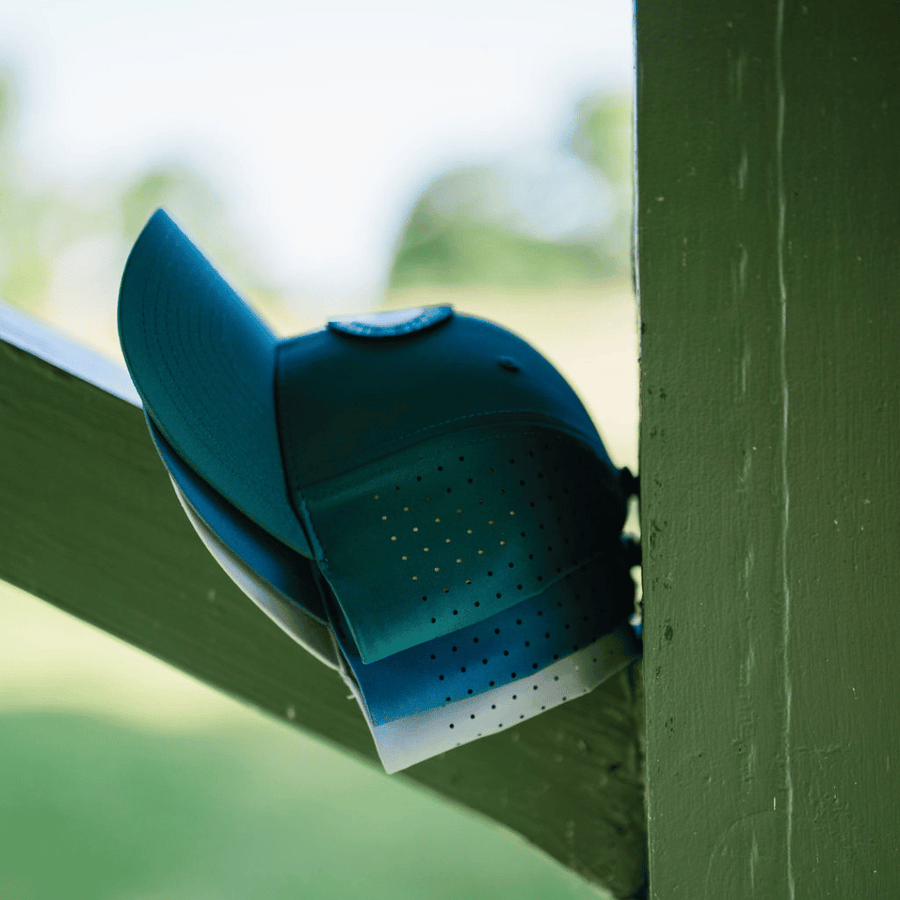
335,550,635,725
302,423,626,663
118,210,311,557
355,624,642,773
276,311,611,489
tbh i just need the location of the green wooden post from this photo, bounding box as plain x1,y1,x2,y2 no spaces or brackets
638,0,899,896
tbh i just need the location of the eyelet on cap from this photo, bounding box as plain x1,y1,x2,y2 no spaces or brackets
328,306,453,338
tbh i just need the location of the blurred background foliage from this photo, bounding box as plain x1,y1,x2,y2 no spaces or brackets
0,63,632,320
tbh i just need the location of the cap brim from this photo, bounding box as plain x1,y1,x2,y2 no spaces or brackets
118,209,311,557
147,415,332,631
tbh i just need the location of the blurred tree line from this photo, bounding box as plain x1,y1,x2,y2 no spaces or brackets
0,63,632,321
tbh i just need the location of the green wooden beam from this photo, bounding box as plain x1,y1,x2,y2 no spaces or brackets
638,0,899,896
0,298,647,899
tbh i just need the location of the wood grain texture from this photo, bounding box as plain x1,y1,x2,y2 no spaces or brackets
638,1,899,897
0,310,646,898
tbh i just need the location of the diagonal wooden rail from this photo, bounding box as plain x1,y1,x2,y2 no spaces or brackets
0,299,647,899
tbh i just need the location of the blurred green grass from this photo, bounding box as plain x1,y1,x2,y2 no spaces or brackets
0,695,610,900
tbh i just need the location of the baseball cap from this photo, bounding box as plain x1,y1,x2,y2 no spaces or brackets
118,209,641,772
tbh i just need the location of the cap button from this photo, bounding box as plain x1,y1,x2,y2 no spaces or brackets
497,356,520,373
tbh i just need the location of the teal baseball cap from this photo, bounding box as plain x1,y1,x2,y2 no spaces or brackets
118,209,640,771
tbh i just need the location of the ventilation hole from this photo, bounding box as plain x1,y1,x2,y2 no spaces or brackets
503,650,509,656
562,697,567,702
459,456,465,462
431,618,437,624
533,663,539,670
541,706,546,711
553,675,559,681
545,632,550,638
470,714,476,719
487,571,493,576
511,673,517,678
520,480,526,485
439,675,445,680
520,715,525,720
467,478,474,484
430,654,436,660
528,553,534,560
512,694,517,700
516,619,522,625
517,584,523,590
508,562,514,568
473,637,479,643
460,667,466,673
482,659,488,665
489,681,495,686
452,609,458,615
446,487,452,493
496,592,502,599
537,575,543,581
416,476,422,482
437,465,443,471
524,641,530,647
494,628,500,634
474,601,480,607
509,458,515,464
520,531,526,537
449,723,454,729
491,705,496,710
446,697,451,702
499,488,506,495
468,689,473,694
553,655,559,661
451,646,457,652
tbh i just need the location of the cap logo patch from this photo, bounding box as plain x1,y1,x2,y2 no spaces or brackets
327,305,453,338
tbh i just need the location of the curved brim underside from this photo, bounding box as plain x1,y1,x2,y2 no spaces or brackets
118,209,312,558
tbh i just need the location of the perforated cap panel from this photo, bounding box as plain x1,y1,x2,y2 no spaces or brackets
334,549,635,724
349,624,642,773
302,423,626,663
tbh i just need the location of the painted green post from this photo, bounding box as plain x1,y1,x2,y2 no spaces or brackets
638,1,899,896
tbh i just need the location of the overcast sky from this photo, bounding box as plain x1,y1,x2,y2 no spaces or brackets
3,0,633,299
